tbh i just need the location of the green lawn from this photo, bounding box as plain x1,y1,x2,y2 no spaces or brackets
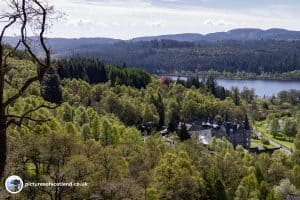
251,138,275,149
255,121,295,150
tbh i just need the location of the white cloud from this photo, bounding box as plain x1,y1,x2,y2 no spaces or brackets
160,0,181,2
146,21,162,28
204,19,233,26
2,0,300,39
130,22,137,27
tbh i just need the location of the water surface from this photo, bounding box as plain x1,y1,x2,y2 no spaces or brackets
171,77,300,97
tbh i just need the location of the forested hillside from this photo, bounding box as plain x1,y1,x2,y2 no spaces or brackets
1,51,300,200
62,40,300,74
4,29,300,76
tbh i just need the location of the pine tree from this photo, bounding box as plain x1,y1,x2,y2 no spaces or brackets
232,87,240,106
178,123,190,141
41,67,62,104
151,93,165,129
166,99,180,132
206,75,217,96
214,179,227,200
244,115,250,130
217,86,226,100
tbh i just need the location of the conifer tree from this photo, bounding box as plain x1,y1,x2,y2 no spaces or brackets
41,67,62,104
178,123,190,141
214,179,227,200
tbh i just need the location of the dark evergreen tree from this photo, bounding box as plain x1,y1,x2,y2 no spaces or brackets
244,115,250,130
177,123,190,141
41,67,62,104
224,111,229,122
232,87,240,106
167,100,180,132
176,78,186,86
216,86,226,100
186,76,200,88
206,75,217,96
213,179,227,200
167,115,179,132
151,93,165,129
262,101,269,110
255,164,265,183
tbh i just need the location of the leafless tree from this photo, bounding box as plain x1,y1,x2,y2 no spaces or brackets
0,0,59,178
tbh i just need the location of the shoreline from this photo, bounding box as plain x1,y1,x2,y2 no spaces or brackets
155,73,300,81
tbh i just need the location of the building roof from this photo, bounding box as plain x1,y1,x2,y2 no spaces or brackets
198,129,212,145
189,125,203,132
286,195,300,200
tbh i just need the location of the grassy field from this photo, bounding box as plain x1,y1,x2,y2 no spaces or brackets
251,138,275,149
255,121,294,150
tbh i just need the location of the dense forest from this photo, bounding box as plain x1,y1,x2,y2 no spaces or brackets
61,40,300,75
0,49,300,199
57,57,151,89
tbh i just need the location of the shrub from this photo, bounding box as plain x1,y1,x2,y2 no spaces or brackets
261,138,270,145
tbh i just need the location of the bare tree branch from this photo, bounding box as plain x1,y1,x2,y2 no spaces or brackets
3,40,21,66
32,0,51,67
20,0,53,70
4,76,39,107
6,65,22,74
20,0,45,68
6,115,50,126
4,0,55,107
0,16,17,43
5,103,60,128
4,78,12,87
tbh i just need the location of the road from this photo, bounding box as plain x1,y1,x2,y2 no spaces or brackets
253,128,292,155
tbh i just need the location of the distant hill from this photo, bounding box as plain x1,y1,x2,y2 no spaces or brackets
204,28,300,41
132,28,300,42
3,36,121,56
5,28,300,48
131,33,204,42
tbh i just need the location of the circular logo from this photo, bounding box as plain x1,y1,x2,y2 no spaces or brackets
5,175,23,194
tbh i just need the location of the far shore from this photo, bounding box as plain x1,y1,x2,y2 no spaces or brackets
155,73,300,81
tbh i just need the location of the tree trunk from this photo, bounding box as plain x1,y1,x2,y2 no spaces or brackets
0,36,5,179
0,123,7,178
0,92,6,179
0,39,6,176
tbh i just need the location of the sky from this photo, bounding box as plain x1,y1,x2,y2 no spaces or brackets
1,0,300,39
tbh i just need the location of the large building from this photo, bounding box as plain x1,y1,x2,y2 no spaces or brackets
180,121,251,149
